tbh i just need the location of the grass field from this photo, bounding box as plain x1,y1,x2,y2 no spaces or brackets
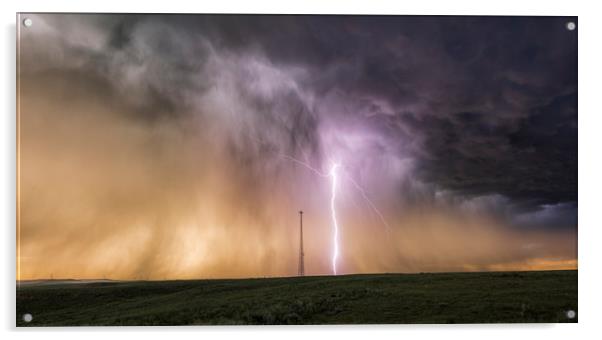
16,270,577,326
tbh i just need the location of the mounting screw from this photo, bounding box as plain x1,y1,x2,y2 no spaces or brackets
22,313,33,322
23,18,33,27
566,310,576,319
566,22,576,31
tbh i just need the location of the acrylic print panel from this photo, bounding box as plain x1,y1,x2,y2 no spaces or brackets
16,13,577,326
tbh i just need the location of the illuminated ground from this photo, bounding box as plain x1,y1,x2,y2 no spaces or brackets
16,270,577,326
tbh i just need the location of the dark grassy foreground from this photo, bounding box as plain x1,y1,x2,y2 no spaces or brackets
16,270,577,326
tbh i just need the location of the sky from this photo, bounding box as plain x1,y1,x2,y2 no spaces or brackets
17,14,577,280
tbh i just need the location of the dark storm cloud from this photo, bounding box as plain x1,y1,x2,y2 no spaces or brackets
190,16,577,212
39,14,576,217
173,16,577,206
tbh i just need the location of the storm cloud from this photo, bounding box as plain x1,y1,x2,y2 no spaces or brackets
17,14,577,279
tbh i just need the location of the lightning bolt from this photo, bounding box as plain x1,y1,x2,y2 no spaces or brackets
330,163,340,275
278,154,390,275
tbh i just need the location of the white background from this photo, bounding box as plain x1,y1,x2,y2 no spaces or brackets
1,0,600,338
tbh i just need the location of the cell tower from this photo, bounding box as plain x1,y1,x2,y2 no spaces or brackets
298,210,305,276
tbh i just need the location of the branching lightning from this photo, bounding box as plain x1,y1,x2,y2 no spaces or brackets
343,171,392,232
280,155,329,178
